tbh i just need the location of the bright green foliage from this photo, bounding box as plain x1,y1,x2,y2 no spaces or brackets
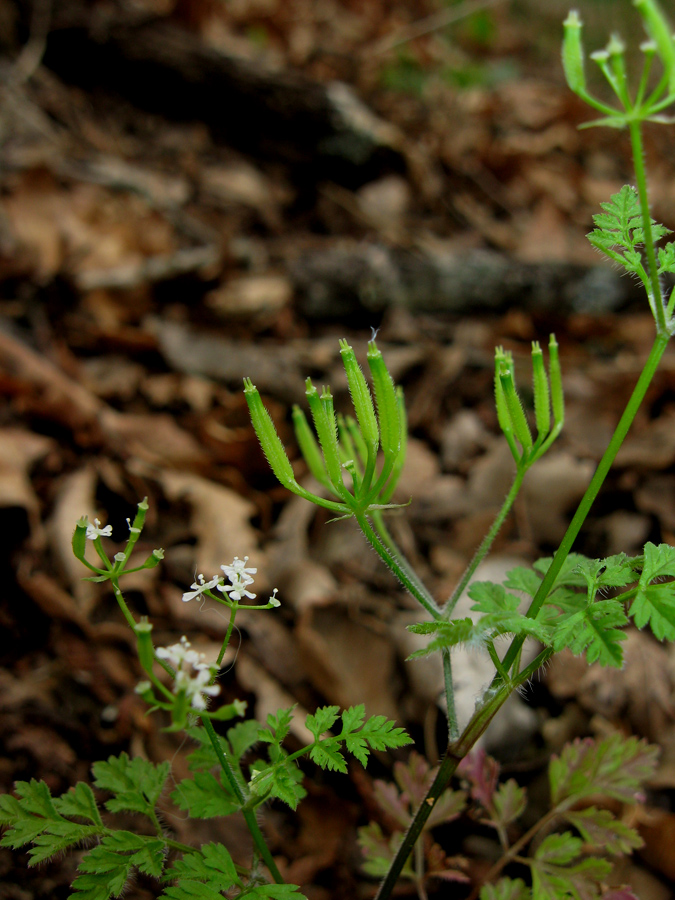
161,843,306,900
172,771,241,818
250,705,412,808
0,779,104,865
549,733,658,807
529,832,611,899
491,779,526,828
587,185,671,292
469,581,552,643
92,752,170,816
628,541,675,639
480,879,530,900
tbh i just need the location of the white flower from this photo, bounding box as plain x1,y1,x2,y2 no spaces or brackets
86,518,113,540
175,666,220,710
126,517,141,534
269,588,280,607
221,557,257,581
217,576,256,602
182,573,222,603
156,635,205,670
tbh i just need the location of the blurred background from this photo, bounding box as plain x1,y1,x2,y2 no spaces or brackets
2,1,675,898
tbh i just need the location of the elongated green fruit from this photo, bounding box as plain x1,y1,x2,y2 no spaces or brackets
635,0,675,94
72,517,88,561
380,386,408,503
135,619,155,675
562,10,587,96
339,339,379,451
500,364,533,453
306,379,345,490
494,347,514,439
344,414,369,467
548,334,564,428
367,339,401,461
244,378,297,488
292,405,331,489
531,341,551,440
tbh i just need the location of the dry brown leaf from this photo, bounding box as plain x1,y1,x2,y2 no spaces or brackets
296,604,399,720
159,471,259,578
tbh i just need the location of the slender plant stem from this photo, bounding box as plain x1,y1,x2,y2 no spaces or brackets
218,605,238,667
200,715,283,884
355,513,441,619
375,648,551,900
629,119,666,333
371,509,439,614
501,331,669,675
444,467,526,619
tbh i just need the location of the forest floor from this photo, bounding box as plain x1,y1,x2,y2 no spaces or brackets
2,1,675,898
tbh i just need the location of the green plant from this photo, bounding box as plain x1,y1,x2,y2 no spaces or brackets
3,2,675,899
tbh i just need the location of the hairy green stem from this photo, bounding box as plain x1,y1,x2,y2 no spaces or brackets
501,331,669,676
355,513,441,619
375,648,551,900
629,120,666,333
200,715,283,884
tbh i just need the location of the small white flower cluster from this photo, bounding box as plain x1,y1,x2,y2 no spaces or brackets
155,635,220,711
181,557,280,608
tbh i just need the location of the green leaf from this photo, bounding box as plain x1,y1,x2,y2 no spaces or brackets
54,783,103,826
342,712,412,765
480,878,530,900
406,618,489,658
504,566,542,597
551,592,627,668
469,581,552,643
258,706,296,747
357,822,413,879
491,779,526,828
92,753,170,816
72,833,166,899
658,242,675,274
550,733,659,807
530,832,610,900
563,807,643,855
309,742,347,773
630,542,675,640
249,757,307,810
162,841,240,897
0,780,101,864
171,771,241,818
587,185,671,279
227,719,260,762
305,705,340,741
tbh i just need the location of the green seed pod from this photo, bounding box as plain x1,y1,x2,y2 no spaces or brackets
72,516,88,561
134,618,155,675
339,339,379,452
293,405,330,488
380,386,408,503
367,339,401,462
337,414,361,473
243,378,296,488
548,334,564,427
634,0,675,94
500,363,533,453
531,341,551,440
562,10,587,96
494,347,514,439
306,379,345,490
344,414,369,467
